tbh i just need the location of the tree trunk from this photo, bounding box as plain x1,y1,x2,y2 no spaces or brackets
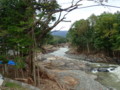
2,65,4,75
21,69,24,78
37,66,40,86
4,64,8,75
33,61,36,86
87,43,90,53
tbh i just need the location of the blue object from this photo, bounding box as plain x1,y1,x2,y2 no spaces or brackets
0,61,2,64
8,60,16,65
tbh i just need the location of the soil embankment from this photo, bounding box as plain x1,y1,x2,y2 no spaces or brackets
66,48,119,64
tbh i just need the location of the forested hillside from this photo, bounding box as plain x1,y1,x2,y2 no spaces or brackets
51,31,68,37
48,35,67,45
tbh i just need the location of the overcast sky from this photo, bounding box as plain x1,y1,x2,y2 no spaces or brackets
52,0,120,31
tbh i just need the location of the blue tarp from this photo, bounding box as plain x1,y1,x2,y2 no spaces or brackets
0,60,16,65
8,60,16,65
0,61,2,64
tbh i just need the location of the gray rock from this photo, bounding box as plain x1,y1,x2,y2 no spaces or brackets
43,59,51,64
51,60,65,66
0,74,4,86
98,68,109,72
56,70,108,90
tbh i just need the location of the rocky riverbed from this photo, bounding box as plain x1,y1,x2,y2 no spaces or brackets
35,54,110,90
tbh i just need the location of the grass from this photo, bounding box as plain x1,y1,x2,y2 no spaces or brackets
2,82,28,90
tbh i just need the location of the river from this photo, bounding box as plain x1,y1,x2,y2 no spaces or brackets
49,46,120,90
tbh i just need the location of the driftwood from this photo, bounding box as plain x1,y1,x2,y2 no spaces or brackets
15,77,34,84
35,63,67,90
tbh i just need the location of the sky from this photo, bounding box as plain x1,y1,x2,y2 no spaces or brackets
52,0,120,31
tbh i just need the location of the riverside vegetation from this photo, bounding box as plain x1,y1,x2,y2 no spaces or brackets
0,0,65,87
67,12,120,63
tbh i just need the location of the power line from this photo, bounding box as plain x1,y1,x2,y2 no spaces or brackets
46,4,120,13
103,4,120,8
77,4,120,9
78,4,100,9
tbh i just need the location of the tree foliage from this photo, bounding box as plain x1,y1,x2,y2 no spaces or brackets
67,12,120,57
0,0,60,81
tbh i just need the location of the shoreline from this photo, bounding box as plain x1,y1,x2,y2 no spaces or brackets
66,49,119,64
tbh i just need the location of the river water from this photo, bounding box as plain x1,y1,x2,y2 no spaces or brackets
49,46,120,90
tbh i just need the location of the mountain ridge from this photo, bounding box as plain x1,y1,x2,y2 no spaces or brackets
51,31,68,37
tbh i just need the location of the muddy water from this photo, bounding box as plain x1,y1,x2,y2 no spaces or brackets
49,47,120,90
